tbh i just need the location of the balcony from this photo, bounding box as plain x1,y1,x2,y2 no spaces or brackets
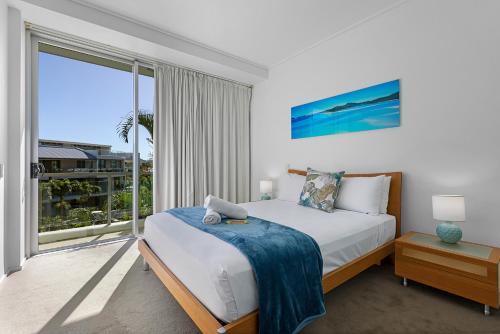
38,218,145,251
38,169,152,251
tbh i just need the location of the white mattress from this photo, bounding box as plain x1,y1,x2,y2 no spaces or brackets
144,199,396,323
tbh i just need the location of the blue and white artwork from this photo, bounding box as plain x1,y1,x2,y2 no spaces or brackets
291,80,400,139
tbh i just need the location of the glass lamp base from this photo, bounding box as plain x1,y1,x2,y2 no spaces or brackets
436,222,462,244
260,194,271,200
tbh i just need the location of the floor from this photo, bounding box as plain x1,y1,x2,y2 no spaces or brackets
38,230,132,251
0,240,499,334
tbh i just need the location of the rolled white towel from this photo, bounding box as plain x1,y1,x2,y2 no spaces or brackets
203,208,221,225
204,195,248,220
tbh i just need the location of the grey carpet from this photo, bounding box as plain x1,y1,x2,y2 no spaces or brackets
0,240,498,334
304,264,500,334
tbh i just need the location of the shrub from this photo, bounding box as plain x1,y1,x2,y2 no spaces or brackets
67,207,93,223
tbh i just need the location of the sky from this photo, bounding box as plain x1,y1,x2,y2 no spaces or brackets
291,79,400,118
39,52,154,159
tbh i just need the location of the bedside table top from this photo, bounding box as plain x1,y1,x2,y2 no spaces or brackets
397,232,500,263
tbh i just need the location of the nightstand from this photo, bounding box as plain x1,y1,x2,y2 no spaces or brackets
395,231,500,315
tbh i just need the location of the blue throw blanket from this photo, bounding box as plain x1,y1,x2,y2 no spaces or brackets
167,207,325,334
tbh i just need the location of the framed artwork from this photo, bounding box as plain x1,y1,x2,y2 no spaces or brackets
291,80,400,139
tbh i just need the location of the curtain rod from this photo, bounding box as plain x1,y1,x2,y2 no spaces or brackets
26,22,253,88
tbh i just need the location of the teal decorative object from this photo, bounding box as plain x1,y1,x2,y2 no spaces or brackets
259,180,273,200
436,222,462,244
432,195,466,244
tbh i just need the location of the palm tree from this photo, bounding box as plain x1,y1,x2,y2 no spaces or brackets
116,110,154,144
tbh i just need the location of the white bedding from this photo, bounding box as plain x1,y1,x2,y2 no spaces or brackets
143,199,396,322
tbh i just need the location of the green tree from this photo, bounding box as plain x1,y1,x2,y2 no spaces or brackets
41,179,101,216
111,191,133,211
116,110,154,144
74,181,101,205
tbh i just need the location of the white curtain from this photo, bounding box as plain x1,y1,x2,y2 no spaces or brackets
153,64,251,211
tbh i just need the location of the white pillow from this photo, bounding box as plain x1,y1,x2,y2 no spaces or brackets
335,175,385,215
379,176,392,214
277,173,306,202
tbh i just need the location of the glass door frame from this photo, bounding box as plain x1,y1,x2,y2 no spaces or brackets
27,31,151,255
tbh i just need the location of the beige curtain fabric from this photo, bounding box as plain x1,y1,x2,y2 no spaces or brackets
153,64,251,212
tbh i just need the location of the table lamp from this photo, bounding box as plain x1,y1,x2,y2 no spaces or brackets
260,180,272,200
432,195,465,244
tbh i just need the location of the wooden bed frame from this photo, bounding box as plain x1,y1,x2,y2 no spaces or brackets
139,170,402,334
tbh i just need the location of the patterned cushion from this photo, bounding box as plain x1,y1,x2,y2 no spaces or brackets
298,168,345,213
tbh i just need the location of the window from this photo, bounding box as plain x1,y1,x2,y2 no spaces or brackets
40,160,61,173
98,160,106,170
35,39,154,252
51,160,60,172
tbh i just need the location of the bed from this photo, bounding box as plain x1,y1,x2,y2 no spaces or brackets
139,170,402,334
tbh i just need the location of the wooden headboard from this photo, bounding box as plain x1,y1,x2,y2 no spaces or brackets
288,169,402,238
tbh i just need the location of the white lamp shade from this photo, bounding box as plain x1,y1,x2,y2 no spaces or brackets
432,195,465,222
260,180,273,194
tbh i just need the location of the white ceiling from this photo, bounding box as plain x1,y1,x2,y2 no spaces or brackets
73,0,400,68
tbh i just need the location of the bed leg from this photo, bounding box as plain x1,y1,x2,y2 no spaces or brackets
217,327,227,333
143,257,150,271
484,305,490,316
402,277,408,287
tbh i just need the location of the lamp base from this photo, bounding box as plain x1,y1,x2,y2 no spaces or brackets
436,222,462,244
260,194,271,200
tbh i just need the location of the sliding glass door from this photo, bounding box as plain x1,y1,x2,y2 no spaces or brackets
30,37,153,252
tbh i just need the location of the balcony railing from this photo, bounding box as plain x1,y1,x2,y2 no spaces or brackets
38,169,152,247
44,167,135,174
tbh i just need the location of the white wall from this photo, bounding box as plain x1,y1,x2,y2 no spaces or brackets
5,6,25,274
251,0,500,246
0,0,8,277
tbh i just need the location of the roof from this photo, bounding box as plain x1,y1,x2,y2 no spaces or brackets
39,139,111,149
99,152,132,160
39,146,97,160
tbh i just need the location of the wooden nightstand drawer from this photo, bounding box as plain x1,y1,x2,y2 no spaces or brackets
397,245,498,285
395,232,500,313
396,256,498,307
402,247,488,276
396,245,499,307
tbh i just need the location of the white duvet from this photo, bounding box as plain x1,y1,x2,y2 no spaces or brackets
143,199,395,322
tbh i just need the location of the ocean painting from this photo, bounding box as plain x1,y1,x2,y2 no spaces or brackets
291,80,400,139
